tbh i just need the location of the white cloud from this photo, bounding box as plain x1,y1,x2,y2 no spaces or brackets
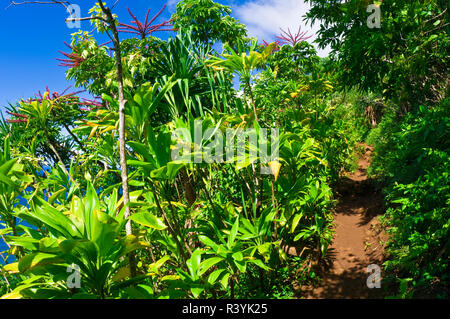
232,0,330,57
167,0,178,11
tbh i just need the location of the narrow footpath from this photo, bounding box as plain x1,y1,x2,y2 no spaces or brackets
298,144,387,298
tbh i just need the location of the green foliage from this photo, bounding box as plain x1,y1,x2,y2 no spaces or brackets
5,91,85,165
383,161,449,298
65,31,115,96
171,0,247,48
302,1,449,297
306,0,449,111
208,40,275,84
265,41,319,82
368,100,449,183
8,0,449,301
2,184,149,298
368,99,450,297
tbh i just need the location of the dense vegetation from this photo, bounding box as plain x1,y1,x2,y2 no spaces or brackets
0,0,448,299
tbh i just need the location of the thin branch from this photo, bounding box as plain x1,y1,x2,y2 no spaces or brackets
423,8,447,25
424,22,450,35
66,16,107,23
0,235,11,249
6,0,71,11
111,0,119,10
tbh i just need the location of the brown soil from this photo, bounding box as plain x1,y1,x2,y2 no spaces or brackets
295,143,388,298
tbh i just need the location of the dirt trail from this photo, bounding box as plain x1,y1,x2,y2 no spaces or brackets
297,144,387,298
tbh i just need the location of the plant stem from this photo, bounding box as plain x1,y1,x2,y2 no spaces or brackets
45,131,76,185
151,184,189,263
62,122,86,151
97,0,135,278
246,78,259,123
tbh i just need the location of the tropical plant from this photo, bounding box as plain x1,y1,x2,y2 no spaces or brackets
8,0,445,301
171,0,247,48
2,184,148,299
207,40,276,122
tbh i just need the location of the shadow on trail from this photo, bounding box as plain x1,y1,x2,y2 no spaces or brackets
295,144,388,299
336,177,385,226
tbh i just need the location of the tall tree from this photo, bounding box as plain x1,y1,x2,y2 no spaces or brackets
7,0,136,276
171,0,248,48
305,0,449,112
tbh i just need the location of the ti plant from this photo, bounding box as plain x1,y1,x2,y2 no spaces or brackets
207,40,276,123
2,184,148,299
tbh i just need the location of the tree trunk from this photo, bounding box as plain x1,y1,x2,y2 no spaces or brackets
97,1,136,277
180,168,196,207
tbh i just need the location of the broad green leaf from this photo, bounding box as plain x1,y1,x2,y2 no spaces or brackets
121,235,148,256
190,286,204,298
220,272,230,289
186,249,202,279
232,251,243,262
291,213,303,233
198,235,220,252
48,188,66,205
228,216,239,248
199,257,223,276
149,255,171,274
166,161,185,180
2,262,19,274
18,252,64,273
112,266,131,282
247,258,271,271
208,269,225,285
129,212,167,230
4,236,40,251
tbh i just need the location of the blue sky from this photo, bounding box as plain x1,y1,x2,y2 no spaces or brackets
0,0,328,111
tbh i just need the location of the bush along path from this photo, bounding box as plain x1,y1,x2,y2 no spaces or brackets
296,144,388,298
